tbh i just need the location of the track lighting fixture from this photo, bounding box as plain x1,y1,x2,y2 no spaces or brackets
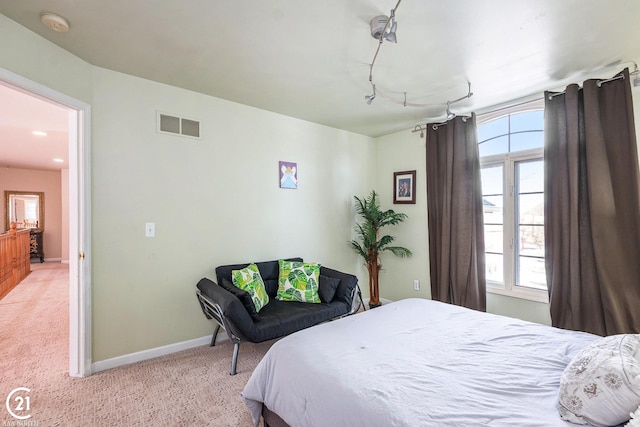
365,84,376,105
632,63,640,87
365,0,474,112
446,102,456,120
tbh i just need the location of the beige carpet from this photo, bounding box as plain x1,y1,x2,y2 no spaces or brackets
0,263,275,426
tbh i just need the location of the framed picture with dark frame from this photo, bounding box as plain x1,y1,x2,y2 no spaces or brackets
393,170,416,204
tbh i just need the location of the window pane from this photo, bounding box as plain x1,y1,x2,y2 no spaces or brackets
511,131,544,152
517,256,546,290
517,160,543,193
481,165,503,195
485,253,503,283
479,136,508,157
483,195,503,224
518,225,544,257
478,116,508,142
518,194,543,225
484,225,503,253
510,110,543,132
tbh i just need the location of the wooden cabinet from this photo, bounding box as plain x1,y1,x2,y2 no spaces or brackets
0,227,30,300
30,229,44,263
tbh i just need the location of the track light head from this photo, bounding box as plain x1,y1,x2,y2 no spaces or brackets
632,64,640,87
385,11,397,43
446,102,456,120
365,84,376,105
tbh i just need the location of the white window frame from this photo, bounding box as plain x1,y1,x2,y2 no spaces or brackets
478,102,548,303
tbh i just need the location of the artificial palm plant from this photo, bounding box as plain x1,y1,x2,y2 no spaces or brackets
350,190,412,308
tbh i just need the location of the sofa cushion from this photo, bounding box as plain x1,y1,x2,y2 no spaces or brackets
245,299,346,343
220,277,259,320
231,263,269,313
318,275,341,303
276,259,321,303
263,279,279,299
320,266,358,309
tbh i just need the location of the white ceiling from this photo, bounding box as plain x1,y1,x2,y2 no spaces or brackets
2,0,640,169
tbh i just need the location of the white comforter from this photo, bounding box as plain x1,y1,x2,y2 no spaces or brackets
242,298,598,427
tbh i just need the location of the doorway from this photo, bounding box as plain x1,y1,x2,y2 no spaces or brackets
0,67,91,377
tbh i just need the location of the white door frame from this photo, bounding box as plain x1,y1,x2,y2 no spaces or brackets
0,68,92,377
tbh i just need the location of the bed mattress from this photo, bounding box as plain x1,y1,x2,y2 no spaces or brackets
242,298,599,427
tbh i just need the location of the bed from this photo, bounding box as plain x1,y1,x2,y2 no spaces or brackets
241,298,603,427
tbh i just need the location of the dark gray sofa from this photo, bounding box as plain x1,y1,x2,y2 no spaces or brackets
196,258,363,374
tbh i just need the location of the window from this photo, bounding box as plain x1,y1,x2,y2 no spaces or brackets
478,101,547,302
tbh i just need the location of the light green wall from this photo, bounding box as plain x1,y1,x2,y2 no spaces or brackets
90,68,375,360
0,14,92,103
1,15,376,362
372,130,431,302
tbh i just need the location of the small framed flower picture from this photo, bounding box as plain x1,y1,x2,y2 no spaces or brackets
393,170,416,204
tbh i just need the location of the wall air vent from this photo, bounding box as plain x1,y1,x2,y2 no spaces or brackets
157,112,200,139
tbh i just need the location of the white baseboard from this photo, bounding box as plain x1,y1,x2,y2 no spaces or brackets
91,332,228,373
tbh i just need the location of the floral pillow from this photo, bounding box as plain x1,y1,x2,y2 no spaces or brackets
231,263,269,313
276,259,321,303
558,334,640,426
628,405,640,427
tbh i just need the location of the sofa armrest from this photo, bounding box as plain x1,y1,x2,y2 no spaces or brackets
196,278,254,341
319,266,359,312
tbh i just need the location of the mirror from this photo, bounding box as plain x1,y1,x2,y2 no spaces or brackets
4,191,45,231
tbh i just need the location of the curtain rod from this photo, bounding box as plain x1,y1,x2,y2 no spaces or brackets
411,63,635,137
411,115,472,134
548,73,625,99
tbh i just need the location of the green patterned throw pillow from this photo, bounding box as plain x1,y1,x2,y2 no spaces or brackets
231,263,269,313
276,259,321,303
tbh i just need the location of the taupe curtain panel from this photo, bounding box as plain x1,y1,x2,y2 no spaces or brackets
544,68,640,335
426,114,486,312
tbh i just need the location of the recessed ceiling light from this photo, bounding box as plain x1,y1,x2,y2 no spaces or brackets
53,158,64,163
32,131,47,136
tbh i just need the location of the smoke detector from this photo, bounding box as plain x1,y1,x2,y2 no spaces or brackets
370,15,389,40
40,13,70,33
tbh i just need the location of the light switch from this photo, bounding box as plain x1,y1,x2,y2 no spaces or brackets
145,222,155,237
